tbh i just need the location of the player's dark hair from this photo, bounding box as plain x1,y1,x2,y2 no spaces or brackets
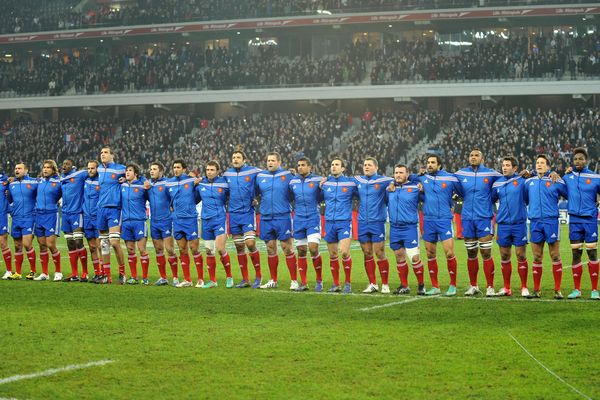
172,159,187,169
502,156,518,168
232,150,247,160
536,154,551,167
150,161,165,172
297,157,312,166
206,160,221,171
426,154,443,168
126,163,141,177
101,146,113,155
394,163,408,171
267,152,281,162
573,147,588,160
331,156,346,168
364,157,379,168
16,162,28,170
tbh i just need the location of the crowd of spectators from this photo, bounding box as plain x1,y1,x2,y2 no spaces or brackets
412,107,600,174
3,106,596,184
1,0,585,35
341,110,440,175
2,29,599,97
372,32,600,83
0,112,350,177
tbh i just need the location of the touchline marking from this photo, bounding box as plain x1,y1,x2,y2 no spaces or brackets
0,359,114,385
508,333,593,400
359,296,429,311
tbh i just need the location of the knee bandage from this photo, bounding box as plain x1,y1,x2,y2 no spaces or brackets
405,246,420,260
204,240,216,254
479,241,493,250
73,231,84,241
64,233,74,241
99,234,110,256
109,232,121,241
465,241,478,250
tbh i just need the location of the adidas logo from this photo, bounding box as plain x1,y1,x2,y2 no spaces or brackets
201,187,206,191
122,188,125,191
113,219,119,223
593,273,598,277
327,188,331,192
343,231,349,235
285,230,291,234
73,222,79,226
227,179,231,183
138,231,144,235
446,231,451,235
27,228,31,231
379,233,384,238
530,182,534,186
449,271,455,274
522,236,527,241
261,179,266,183
462,178,467,182
358,184,362,188
219,227,224,231
484,227,490,231
49,228,54,232
424,179,429,183
247,224,253,228
165,230,171,234
169,188,173,192
594,233,598,237
551,233,557,238
411,240,417,244
314,227,320,230
192,232,197,236
570,175,574,179
293,185,297,189
1,227,6,231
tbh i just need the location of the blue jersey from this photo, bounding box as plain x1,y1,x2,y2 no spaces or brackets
223,165,261,214
387,181,421,225
564,167,600,222
416,170,460,221
322,175,357,221
167,174,197,219
35,175,62,213
121,178,147,222
60,168,87,214
256,168,292,220
0,174,9,215
491,174,527,224
196,176,228,220
146,177,171,222
289,173,323,219
8,175,38,218
354,174,393,223
524,173,568,220
98,162,125,208
454,166,501,220
83,176,100,219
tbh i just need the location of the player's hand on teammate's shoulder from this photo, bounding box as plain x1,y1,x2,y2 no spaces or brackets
419,167,426,176
564,166,573,175
386,182,396,192
548,170,561,182
519,169,531,178
193,177,201,186
417,183,424,192
319,177,327,188
289,168,297,175
7,177,14,183
143,180,152,190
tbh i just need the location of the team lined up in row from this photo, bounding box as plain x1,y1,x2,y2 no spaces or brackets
1,146,599,299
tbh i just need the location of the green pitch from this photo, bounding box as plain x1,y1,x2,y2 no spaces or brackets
1,225,599,399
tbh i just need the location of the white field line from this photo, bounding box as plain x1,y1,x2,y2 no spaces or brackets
0,359,114,386
508,333,593,400
359,296,429,311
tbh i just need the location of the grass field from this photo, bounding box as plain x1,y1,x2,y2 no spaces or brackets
1,225,599,399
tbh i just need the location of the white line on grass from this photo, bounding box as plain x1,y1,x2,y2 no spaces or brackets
0,359,114,386
508,333,593,400
359,296,429,311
